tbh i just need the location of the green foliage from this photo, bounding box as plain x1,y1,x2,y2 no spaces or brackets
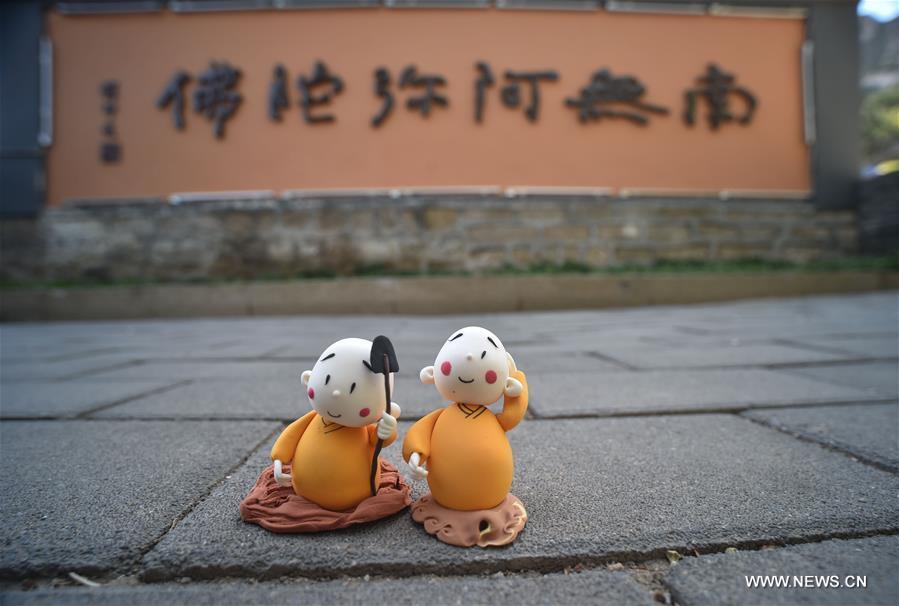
860,84,899,162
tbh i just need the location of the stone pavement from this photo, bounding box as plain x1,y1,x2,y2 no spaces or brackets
1,292,897,605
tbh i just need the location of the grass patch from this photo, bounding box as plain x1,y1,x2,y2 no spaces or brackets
1,255,896,290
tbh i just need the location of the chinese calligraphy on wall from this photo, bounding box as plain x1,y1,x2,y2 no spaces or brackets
151,60,757,140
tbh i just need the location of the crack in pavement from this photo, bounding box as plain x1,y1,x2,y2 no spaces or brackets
742,410,899,474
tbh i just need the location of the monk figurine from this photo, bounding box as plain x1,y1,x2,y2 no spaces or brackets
240,337,412,533
403,326,529,547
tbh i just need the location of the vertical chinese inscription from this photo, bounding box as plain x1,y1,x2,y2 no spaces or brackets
99,80,121,164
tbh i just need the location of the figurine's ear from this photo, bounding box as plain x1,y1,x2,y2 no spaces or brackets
420,366,435,385
301,370,312,386
506,352,518,374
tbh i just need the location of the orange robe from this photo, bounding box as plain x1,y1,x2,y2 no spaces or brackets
271,411,397,511
403,370,528,511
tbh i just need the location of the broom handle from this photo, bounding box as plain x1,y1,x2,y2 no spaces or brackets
369,353,391,496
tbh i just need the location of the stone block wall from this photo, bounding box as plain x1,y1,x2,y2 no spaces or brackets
859,172,899,255
0,195,859,282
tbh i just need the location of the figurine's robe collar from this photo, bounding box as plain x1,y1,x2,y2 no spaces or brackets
456,402,488,419
321,416,346,434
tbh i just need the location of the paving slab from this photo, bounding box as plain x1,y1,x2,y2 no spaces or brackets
91,379,308,421
777,363,899,398
786,335,898,359
75,361,309,382
590,342,852,370
141,415,898,581
0,338,133,364
1,332,282,362
666,314,899,342
744,403,899,471
93,376,445,421
0,569,654,605
140,342,292,359
667,535,899,606
510,346,629,372
0,380,184,418
0,355,141,381
525,368,879,417
0,419,279,579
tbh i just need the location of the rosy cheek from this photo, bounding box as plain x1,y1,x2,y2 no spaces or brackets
359,408,371,418
440,361,452,376
485,370,497,384
308,387,315,399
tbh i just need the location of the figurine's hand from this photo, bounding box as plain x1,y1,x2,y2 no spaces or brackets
407,452,429,480
273,459,293,488
377,410,397,440
420,366,435,385
505,377,523,397
389,401,401,419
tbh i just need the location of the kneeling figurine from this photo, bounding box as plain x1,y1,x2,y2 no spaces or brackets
240,336,411,533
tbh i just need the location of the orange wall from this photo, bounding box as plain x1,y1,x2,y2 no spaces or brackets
46,8,810,205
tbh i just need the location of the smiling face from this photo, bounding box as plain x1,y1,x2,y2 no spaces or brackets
432,326,509,406
301,338,392,428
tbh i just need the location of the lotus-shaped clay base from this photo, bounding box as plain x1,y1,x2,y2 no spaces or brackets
411,492,527,547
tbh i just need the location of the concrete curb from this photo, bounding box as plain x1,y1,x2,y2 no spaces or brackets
1,271,897,321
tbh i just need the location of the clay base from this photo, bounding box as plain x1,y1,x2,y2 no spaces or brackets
239,460,411,534
410,493,528,547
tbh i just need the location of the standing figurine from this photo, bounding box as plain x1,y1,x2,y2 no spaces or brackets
240,337,411,533
403,326,529,547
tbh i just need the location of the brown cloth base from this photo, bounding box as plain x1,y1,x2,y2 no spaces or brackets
239,460,412,534
410,493,528,547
